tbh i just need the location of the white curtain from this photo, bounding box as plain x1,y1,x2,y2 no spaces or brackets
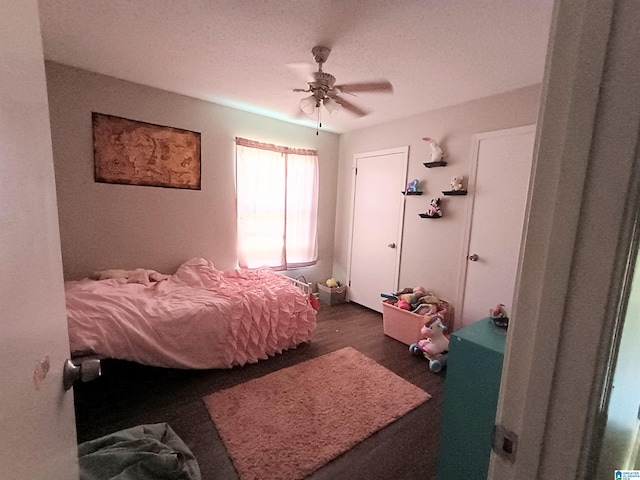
235,138,318,270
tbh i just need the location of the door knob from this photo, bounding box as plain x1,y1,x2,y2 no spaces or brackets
468,253,479,261
387,243,396,249
63,358,102,391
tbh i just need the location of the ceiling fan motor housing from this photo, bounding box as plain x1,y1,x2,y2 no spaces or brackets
309,71,336,101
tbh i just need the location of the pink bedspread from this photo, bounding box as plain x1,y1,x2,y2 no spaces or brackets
65,258,317,369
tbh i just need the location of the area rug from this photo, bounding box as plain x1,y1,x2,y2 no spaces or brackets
203,347,430,480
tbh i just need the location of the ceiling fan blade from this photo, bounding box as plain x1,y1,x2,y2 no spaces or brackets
331,95,370,117
334,80,393,94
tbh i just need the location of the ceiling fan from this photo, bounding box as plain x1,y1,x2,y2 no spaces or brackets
293,46,393,123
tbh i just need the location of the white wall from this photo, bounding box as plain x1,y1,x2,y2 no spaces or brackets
333,85,541,325
45,62,340,283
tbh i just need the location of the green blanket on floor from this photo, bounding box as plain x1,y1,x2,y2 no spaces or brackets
78,423,201,480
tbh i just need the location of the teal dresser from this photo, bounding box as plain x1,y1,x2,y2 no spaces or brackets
436,318,507,479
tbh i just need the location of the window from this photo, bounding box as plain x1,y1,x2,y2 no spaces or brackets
235,137,319,270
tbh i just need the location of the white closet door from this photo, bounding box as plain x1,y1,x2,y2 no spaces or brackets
349,147,408,312
459,126,535,327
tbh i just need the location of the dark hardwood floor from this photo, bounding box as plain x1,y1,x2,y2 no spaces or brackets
73,302,445,480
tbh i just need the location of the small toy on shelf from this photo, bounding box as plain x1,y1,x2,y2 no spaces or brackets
490,303,509,328
422,137,445,165
405,178,419,193
450,175,464,191
420,197,442,218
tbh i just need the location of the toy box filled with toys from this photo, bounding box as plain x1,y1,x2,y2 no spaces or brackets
381,287,453,346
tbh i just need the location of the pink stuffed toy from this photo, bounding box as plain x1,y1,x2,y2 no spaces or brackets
396,286,428,310
397,299,411,310
425,197,442,218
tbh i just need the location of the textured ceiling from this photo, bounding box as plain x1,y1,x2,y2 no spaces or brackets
37,0,554,134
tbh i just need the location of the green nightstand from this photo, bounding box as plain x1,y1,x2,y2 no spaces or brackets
436,318,507,479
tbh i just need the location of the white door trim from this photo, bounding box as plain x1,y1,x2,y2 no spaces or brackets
490,0,640,478
346,146,409,299
455,125,536,330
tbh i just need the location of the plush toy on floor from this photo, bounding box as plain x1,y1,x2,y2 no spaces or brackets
409,317,450,373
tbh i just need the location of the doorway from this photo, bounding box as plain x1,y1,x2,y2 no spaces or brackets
348,146,409,313
594,231,640,476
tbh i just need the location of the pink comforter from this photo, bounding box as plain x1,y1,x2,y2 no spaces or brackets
65,258,317,369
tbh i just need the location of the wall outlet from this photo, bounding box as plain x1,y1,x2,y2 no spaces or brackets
492,424,518,462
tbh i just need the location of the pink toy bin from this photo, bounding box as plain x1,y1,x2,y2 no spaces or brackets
382,300,453,346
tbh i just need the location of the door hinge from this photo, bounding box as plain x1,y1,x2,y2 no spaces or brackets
492,424,518,463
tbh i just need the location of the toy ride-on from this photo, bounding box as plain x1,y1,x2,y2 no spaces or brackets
409,317,450,373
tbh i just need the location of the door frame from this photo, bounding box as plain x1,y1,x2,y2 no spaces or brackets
455,125,536,329
347,146,409,301
490,0,640,478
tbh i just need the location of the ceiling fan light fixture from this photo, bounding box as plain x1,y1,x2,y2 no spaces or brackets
300,95,317,115
323,97,340,117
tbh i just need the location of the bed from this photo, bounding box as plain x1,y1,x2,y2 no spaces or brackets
65,258,318,369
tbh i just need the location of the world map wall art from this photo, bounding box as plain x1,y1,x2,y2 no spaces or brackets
92,112,201,190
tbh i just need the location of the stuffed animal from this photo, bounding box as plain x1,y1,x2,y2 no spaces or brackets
425,197,442,218
395,286,428,310
326,278,339,288
412,301,438,316
422,137,444,163
490,303,509,327
397,300,411,310
410,291,440,313
417,318,449,356
450,175,464,191
406,179,419,193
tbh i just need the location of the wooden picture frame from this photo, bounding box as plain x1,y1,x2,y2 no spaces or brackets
92,112,201,190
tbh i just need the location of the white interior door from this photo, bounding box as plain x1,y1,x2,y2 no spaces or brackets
348,147,408,312
458,126,535,327
0,2,79,479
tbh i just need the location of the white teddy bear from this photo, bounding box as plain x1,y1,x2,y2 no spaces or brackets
450,175,464,191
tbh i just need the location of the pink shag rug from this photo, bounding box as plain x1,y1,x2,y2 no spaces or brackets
203,347,430,480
